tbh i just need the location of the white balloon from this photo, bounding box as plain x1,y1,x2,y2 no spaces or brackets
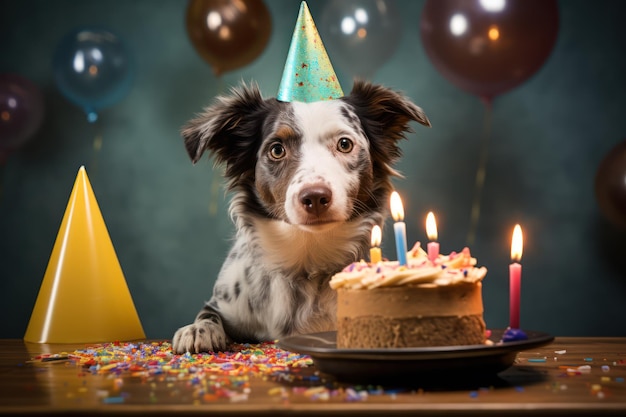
320,0,403,79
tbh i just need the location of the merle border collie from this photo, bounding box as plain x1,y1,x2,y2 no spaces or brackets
172,80,430,353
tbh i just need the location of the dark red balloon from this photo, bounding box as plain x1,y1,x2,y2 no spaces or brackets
420,0,559,102
595,140,626,229
0,73,44,153
186,0,272,77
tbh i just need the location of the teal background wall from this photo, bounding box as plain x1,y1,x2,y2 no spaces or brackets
1,0,625,339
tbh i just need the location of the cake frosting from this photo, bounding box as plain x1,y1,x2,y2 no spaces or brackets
331,242,489,349
330,243,487,290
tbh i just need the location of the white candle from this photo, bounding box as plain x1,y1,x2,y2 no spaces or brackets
370,225,382,264
510,224,523,329
426,211,439,263
390,191,408,266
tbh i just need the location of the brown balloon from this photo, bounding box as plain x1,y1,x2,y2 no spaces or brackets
420,0,559,102
186,0,272,76
595,140,626,229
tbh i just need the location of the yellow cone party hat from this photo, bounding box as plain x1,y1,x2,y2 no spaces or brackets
24,166,145,343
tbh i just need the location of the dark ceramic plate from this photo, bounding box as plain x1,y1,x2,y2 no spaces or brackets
278,329,554,384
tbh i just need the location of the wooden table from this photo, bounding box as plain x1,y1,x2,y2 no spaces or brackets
0,337,624,415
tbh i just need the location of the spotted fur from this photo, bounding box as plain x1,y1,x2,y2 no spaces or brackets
172,80,430,353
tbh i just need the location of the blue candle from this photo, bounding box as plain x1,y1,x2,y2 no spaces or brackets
390,191,408,266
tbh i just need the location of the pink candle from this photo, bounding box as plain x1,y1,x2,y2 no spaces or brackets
426,212,439,263
509,224,523,329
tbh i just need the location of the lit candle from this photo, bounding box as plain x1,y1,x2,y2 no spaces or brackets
390,191,408,266
426,212,439,263
370,225,382,264
509,224,523,329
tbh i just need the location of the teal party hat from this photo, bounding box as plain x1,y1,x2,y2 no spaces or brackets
277,1,343,103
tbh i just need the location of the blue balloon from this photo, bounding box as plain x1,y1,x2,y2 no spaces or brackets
53,28,133,122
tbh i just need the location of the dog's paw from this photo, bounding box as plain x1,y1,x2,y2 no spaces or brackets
172,320,228,354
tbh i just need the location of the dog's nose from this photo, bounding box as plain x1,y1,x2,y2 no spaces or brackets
299,186,332,216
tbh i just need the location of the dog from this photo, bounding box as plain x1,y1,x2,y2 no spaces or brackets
172,80,430,354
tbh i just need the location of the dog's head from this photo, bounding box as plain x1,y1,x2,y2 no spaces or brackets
182,80,430,231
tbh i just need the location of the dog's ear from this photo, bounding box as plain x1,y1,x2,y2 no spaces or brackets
181,82,268,174
344,80,431,142
343,80,431,183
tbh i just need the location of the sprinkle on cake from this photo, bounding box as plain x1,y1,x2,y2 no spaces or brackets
330,243,487,290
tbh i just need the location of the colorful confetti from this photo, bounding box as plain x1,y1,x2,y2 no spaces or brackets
32,340,320,404
66,340,312,379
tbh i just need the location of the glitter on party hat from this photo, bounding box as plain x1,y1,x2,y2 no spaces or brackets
24,166,145,343
277,1,343,103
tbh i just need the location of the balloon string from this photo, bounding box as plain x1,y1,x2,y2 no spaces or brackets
208,76,225,217
466,101,493,245
89,121,103,179
217,75,225,96
0,153,6,205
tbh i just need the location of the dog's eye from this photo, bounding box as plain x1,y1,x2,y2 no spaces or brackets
337,138,354,153
269,143,286,160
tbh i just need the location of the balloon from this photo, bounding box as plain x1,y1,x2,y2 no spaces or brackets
320,0,402,79
0,73,44,152
53,27,133,122
186,0,272,77
595,140,626,229
420,0,559,102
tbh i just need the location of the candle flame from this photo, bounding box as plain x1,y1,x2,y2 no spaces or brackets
390,191,404,222
511,224,523,262
371,225,382,247
426,212,438,241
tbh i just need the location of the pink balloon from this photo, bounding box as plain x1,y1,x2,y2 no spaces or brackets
0,73,45,152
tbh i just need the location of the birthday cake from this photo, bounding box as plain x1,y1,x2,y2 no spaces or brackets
329,243,488,349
